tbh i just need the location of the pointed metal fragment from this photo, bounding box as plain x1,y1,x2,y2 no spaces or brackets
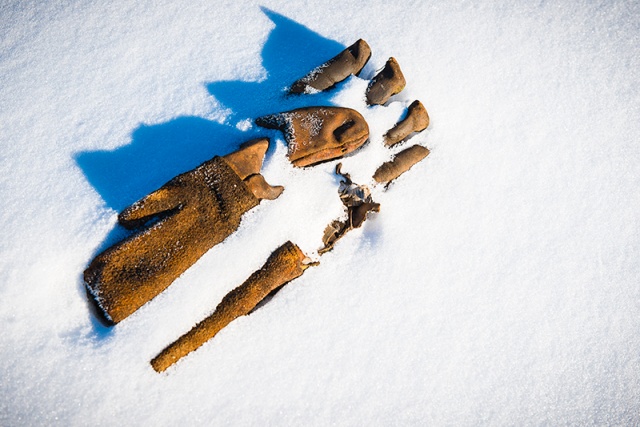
366,57,406,105
290,39,371,94
383,100,430,147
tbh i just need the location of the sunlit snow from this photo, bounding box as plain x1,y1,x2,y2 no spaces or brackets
1,1,639,425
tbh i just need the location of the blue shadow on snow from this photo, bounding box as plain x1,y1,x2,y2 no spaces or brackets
74,8,346,333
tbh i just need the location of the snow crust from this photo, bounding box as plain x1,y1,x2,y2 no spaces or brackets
1,0,639,425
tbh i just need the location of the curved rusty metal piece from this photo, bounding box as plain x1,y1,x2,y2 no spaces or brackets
384,100,430,147
290,39,371,94
256,107,369,167
366,57,406,105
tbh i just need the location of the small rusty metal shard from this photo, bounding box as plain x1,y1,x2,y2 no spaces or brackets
84,138,283,324
373,144,430,185
151,241,311,372
383,100,430,147
366,57,406,105
321,219,347,253
290,39,371,94
256,107,369,167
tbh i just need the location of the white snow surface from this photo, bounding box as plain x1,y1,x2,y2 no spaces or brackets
1,0,639,425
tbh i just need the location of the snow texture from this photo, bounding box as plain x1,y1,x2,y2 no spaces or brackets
1,1,639,425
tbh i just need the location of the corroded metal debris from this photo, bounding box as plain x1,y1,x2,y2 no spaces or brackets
366,57,406,105
84,139,283,324
82,39,435,372
289,39,371,94
151,241,312,372
256,107,369,167
384,100,430,147
320,163,380,254
373,144,430,185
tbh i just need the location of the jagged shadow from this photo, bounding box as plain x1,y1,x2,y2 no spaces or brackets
76,7,346,216
74,7,347,336
207,7,345,121
76,118,241,213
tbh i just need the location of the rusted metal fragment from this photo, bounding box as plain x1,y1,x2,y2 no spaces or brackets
244,174,284,200
84,139,283,324
256,107,369,167
383,100,430,147
222,138,271,180
290,39,371,94
366,57,406,105
373,144,430,185
151,241,311,372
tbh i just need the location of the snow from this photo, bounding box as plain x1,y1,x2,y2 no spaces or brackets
1,0,639,425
